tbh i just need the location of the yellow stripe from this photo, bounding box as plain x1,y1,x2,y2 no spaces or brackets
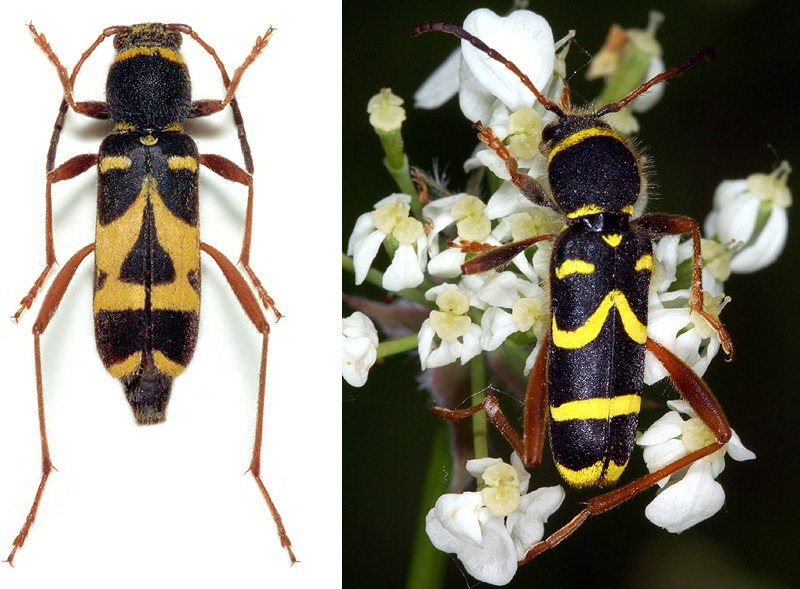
153,351,188,377
99,156,132,173
548,127,623,165
107,351,142,379
565,204,604,219
114,46,184,64
550,394,641,422
634,254,653,272
167,155,197,172
551,289,647,348
554,259,595,280
602,234,623,247
556,459,628,487
621,204,635,215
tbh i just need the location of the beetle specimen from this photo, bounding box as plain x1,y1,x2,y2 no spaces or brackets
413,21,735,562
8,23,294,564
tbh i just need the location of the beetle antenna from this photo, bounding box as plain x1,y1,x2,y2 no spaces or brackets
411,21,565,117
596,46,714,116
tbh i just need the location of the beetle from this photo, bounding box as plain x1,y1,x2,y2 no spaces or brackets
412,22,737,562
7,22,294,564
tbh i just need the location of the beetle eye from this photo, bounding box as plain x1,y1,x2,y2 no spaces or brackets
542,123,559,144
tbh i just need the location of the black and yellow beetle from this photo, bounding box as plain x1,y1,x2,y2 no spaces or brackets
8,22,294,564
412,22,737,562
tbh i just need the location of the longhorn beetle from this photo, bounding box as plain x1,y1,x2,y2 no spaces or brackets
8,23,294,564
412,22,737,563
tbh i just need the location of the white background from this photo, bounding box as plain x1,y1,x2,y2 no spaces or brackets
0,1,341,587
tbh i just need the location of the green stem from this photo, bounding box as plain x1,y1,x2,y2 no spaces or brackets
376,334,418,359
470,354,488,460
406,422,450,589
384,154,418,207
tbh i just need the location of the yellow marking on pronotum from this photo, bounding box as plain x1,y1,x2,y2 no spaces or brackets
99,156,133,173
140,135,158,146
107,351,142,379
602,234,623,247
634,254,653,272
566,204,604,219
548,127,624,164
556,458,629,487
167,155,198,172
551,289,647,348
555,259,595,280
114,46,184,65
550,394,641,422
621,204,635,216
153,351,188,377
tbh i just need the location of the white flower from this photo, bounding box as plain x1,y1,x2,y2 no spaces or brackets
347,194,427,291
342,312,379,387
415,8,556,125
426,454,564,585
637,399,755,533
418,285,482,369
704,162,792,273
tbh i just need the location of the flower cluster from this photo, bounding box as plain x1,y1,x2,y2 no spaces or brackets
343,6,791,586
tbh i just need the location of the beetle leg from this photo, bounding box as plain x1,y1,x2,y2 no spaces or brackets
517,337,733,565
635,213,735,357
199,155,282,320
432,335,549,467
200,242,295,564
13,155,98,322
6,244,95,565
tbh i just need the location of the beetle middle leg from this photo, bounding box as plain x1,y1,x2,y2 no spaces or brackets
199,155,283,319
200,242,295,563
432,334,550,468
13,155,98,321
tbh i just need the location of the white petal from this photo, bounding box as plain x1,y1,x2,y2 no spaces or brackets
480,307,518,351
352,229,386,285
341,335,376,387
460,324,484,364
507,486,565,560
462,9,555,114
428,248,467,279
631,56,666,113
431,491,485,545
641,438,688,479
458,58,497,124
414,49,461,109
637,411,685,446
460,510,518,585
725,430,756,462
476,271,523,308
644,460,725,533
714,185,758,244
729,205,788,273
427,338,463,369
466,457,503,479
382,243,425,291
342,312,379,345
418,320,436,370
509,453,532,495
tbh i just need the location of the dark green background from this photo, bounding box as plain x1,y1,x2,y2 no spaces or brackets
344,1,800,587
